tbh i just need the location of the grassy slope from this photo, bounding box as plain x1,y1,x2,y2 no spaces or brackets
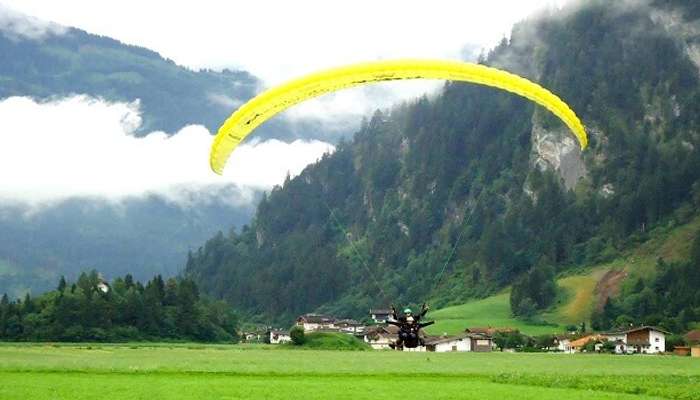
426,216,700,336
426,293,563,336
0,344,698,400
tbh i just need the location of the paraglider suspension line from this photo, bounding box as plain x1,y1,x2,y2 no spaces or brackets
322,200,390,303
433,194,481,289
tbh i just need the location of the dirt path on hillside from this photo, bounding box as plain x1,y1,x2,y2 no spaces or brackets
594,269,628,310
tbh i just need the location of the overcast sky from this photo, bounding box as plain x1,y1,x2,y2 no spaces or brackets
2,0,568,82
0,0,568,206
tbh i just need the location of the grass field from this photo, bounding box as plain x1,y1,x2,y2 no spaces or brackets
0,343,698,399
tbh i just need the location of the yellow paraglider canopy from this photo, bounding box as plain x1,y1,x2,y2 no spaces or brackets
210,59,587,174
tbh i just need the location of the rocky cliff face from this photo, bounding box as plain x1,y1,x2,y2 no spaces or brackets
531,121,587,190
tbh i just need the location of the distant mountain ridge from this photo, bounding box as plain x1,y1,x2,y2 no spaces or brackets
0,10,257,135
0,8,274,297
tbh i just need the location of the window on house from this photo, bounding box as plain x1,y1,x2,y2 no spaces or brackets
655,337,659,342
655,346,659,350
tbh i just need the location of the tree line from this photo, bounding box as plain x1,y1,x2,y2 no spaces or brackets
0,271,238,342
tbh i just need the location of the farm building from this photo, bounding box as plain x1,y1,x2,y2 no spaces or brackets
268,330,291,344
684,330,700,345
692,347,700,358
468,333,494,352
674,346,691,356
296,314,336,332
369,309,392,323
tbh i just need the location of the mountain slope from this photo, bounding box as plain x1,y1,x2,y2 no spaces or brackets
426,214,700,336
0,191,257,298
187,0,700,324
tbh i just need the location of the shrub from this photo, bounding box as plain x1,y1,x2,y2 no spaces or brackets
289,326,306,346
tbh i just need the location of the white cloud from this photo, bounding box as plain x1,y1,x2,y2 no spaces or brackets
1,0,569,123
0,3,66,40
0,96,334,206
284,80,444,130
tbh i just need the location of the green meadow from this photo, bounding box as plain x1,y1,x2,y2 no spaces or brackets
0,343,698,399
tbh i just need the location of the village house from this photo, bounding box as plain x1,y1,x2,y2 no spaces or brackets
424,335,469,352
369,309,392,323
335,319,364,334
567,327,668,354
296,314,336,332
363,325,399,350
602,326,668,354
569,334,606,352
243,332,257,342
553,335,574,353
268,329,291,344
403,332,494,353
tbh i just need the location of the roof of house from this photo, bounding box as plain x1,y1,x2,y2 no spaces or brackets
465,327,513,336
605,326,670,335
336,319,362,326
365,324,399,336
369,309,391,315
425,334,470,345
570,335,605,348
684,329,700,343
297,314,336,324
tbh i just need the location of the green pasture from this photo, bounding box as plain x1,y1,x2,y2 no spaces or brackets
0,343,698,399
426,293,564,336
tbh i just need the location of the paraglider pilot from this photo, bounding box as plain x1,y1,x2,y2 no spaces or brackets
388,303,434,350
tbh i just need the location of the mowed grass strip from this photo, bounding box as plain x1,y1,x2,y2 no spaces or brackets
545,267,610,325
0,371,667,400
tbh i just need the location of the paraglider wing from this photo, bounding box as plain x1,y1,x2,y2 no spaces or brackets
210,59,588,174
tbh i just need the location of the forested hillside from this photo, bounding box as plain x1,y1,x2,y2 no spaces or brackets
186,0,700,324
